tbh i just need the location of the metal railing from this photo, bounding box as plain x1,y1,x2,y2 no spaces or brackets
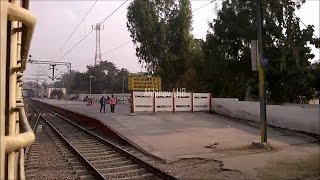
0,0,36,179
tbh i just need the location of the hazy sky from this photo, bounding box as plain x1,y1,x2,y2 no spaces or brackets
26,0,320,83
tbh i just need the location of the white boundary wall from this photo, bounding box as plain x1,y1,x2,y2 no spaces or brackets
131,91,211,113
193,93,211,111
174,92,192,112
155,93,173,112
132,91,154,112
211,98,319,135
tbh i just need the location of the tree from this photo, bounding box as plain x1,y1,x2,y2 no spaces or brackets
127,0,193,89
113,68,130,93
50,89,63,99
204,0,316,103
57,60,131,94
86,61,119,93
310,61,320,98
53,70,76,91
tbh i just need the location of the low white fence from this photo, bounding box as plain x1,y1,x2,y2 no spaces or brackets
131,91,212,113
70,93,131,104
174,92,192,112
69,92,212,113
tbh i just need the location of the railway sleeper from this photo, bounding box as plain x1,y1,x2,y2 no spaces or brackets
26,154,39,159
89,157,127,165
103,168,150,179
68,157,82,163
87,153,122,161
97,164,141,174
64,153,79,159
25,159,38,164
93,160,133,169
74,169,93,176
69,140,101,144
71,143,106,148
115,173,160,180
72,165,87,171
25,168,39,174
81,151,118,157
25,163,41,169
78,175,97,180
78,148,113,154
78,147,112,152
69,161,83,166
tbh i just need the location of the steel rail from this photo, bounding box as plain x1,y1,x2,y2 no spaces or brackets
31,99,177,180
26,100,106,180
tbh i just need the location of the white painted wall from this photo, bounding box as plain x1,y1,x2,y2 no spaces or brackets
132,91,211,113
132,91,154,112
193,93,211,111
211,98,320,135
174,92,192,112
155,93,173,112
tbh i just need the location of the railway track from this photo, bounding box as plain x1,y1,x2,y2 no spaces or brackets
26,100,177,180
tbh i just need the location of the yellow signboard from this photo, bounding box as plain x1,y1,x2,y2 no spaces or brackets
128,76,161,91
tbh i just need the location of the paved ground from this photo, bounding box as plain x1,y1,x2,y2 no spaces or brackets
35,99,319,177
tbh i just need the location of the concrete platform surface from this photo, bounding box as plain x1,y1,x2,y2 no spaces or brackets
34,99,319,175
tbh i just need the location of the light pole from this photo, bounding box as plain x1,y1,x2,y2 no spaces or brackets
89,76,93,94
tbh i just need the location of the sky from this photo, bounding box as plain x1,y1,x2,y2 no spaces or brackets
25,0,320,83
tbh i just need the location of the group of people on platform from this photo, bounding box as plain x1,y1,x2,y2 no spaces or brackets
99,95,117,113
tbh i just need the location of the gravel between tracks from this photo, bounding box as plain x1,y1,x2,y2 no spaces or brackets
25,121,76,180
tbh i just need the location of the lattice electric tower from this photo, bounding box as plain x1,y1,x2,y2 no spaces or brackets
92,23,104,65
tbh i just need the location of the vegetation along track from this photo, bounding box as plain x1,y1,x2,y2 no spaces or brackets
26,100,177,180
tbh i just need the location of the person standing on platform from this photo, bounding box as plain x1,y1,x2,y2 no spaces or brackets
110,95,116,113
99,96,106,113
107,96,110,105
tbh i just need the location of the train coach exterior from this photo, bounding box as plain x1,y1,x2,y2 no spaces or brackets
1,0,36,179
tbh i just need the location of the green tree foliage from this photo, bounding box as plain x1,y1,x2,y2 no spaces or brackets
204,0,316,103
127,0,193,89
50,89,63,99
55,61,130,94
53,70,76,89
310,61,320,98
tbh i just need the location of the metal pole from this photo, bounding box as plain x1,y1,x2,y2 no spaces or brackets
122,75,125,104
257,0,267,143
89,77,92,94
68,63,71,100
51,64,56,81
36,80,39,98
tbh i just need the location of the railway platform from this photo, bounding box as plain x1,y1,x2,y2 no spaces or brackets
34,98,319,175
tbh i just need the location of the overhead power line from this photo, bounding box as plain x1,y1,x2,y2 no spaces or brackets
294,13,319,39
51,0,98,61
99,1,216,57
56,0,129,62
101,41,131,56
57,30,94,61
193,0,215,12
99,1,216,58
100,0,129,25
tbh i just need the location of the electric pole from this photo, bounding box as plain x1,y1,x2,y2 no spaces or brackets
28,56,73,100
92,23,104,65
50,64,57,81
252,0,270,149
